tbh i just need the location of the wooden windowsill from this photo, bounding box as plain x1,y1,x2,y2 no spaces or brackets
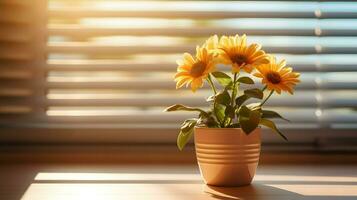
1,163,356,199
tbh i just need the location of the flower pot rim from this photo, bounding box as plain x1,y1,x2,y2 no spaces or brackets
195,126,261,130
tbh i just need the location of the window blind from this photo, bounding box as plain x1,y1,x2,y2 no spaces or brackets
1,0,357,150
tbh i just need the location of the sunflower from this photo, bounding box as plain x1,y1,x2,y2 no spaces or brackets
217,34,269,73
203,35,219,52
254,56,300,94
174,46,217,92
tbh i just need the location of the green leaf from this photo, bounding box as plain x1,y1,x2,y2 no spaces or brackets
262,110,290,122
225,81,234,90
260,118,288,141
206,95,215,102
201,116,220,128
227,123,240,128
225,105,235,119
177,119,197,151
215,90,231,106
198,111,220,128
237,77,254,84
238,106,261,134
181,119,197,132
246,103,261,111
244,88,264,99
164,104,208,116
235,95,249,108
238,106,250,118
214,104,226,124
211,71,232,87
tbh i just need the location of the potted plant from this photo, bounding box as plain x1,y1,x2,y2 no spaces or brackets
164,35,300,186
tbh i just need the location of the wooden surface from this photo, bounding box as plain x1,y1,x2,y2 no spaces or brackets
0,164,356,200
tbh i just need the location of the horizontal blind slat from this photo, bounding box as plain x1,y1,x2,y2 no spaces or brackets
49,10,316,19
49,1,318,19
47,26,315,37
45,79,319,90
47,43,357,54
46,58,357,72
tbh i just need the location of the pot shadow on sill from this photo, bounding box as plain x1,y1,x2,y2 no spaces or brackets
205,184,300,200
205,183,357,200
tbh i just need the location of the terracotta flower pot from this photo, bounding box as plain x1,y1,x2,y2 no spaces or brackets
194,127,261,186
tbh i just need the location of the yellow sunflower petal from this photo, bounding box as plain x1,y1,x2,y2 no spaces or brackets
174,42,217,92
204,35,219,51
174,71,189,79
176,59,183,66
242,64,254,73
253,72,263,78
183,53,195,65
254,56,300,94
216,35,269,73
191,78,203,92
177,65,191,72
176,77,191,89
239,34,247,50
278,59,287,69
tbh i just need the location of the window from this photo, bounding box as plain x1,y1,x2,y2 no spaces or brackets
1,0,356,150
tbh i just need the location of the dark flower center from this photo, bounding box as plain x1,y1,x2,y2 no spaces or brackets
231,54,247,66
190,61,206,78
266,72,282,84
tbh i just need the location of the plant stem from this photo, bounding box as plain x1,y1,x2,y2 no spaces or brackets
221,109,229,128
231,73,238,106
207,74,217,94
260,90,274,107
223,73,239,127
262,85,267,92
207,74,220,127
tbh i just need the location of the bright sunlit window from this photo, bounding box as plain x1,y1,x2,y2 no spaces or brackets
0,0,356,147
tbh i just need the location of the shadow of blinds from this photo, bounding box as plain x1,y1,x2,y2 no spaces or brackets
0,1,46,123
0,0,357,150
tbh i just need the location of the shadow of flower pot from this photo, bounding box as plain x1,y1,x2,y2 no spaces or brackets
204,183,303,200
